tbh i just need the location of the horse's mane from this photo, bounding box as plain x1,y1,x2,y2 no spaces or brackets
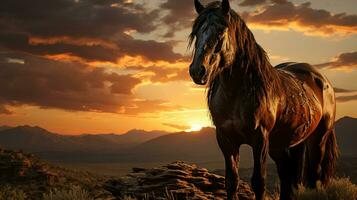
189,2,280,101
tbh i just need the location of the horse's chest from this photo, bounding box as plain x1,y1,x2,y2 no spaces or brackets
208,90,253,131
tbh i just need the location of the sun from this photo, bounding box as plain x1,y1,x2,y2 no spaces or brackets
189,124,203,132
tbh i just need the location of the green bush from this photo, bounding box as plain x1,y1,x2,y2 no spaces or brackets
296,178,357,200
43,186,92,200
0,186,26,200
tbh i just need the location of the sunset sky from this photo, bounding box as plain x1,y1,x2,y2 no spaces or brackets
0,0,356,134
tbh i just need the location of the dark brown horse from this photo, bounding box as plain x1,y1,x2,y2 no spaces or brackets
188,1,338,199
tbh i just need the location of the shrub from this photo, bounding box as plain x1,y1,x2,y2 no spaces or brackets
43,186,92,200
296,178,357,200
0,186,26,200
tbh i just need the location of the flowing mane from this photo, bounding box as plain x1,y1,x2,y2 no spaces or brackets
189,2,280,102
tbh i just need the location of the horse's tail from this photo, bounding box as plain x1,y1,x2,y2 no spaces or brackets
321,128,339,184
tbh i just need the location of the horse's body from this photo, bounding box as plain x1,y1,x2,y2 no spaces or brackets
189,1,338,200
210,62,335,150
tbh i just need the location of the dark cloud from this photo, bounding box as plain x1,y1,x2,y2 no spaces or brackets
239,0,286,6
239,0,267,6
116,35,184,62
163,123,190,130
0,32,119,62
0,0,184,62
315,51,357,70
0,0,158,38
0,32,183,62
242,0,357,35
336,94,357,103
160,0,196,37
0,53,181,114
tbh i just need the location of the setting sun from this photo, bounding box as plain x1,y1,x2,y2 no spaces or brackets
189,124,203,132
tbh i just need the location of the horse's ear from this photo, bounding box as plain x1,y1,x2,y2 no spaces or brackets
194,0,204,14
221,0,230,15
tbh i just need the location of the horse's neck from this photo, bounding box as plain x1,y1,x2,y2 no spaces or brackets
219,47,278,98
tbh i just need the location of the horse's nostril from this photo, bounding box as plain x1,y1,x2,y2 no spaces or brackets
199,67,206,77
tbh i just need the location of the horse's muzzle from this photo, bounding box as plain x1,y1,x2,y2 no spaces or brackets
189,64,207,85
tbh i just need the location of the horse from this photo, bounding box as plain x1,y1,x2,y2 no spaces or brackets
188,1,338,199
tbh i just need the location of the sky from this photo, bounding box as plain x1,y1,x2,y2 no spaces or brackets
0,0,356,134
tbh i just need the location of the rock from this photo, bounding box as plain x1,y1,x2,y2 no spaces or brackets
105,161,255,200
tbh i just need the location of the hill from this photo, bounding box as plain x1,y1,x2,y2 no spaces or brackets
335,116,357,156
0,126,167,153
128,127,253,167
0,125,12,132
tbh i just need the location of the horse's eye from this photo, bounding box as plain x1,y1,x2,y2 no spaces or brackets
214,40,223,53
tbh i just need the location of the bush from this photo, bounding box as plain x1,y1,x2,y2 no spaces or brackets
43,186,92,200
0,186,26,200
296,178,357,200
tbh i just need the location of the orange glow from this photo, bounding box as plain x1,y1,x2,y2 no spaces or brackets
44,53,87,63
112,55,190,68
248,22,357,37
29,36,117,49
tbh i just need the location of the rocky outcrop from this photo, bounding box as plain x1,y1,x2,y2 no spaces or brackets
105,161,255,200
0,148,58,185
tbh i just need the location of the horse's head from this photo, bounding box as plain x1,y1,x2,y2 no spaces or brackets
189,0,235,85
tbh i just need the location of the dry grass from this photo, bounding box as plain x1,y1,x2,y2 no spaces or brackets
296,178,357,200
0,186,26,200
43,186,92,200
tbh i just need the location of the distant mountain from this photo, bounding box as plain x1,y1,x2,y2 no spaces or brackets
0,116,355,165
98,129,169,144
335,116,357,156
0,126,168,153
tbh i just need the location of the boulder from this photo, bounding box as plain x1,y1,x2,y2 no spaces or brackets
105,161,255,200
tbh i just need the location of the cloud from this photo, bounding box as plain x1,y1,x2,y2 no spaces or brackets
116,35,184,62
0,0,184,63
163,123,190,131
0,0,158,38
239,0,267,6
160,0,196,37
129,65,190,83
0,53,181,115
334,88,357,93
334,86,357,103
315,51,357,70
336,94,357,103
0,105,13,115
242,0,357,35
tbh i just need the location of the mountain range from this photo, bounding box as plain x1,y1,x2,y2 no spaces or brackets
0,116,355,167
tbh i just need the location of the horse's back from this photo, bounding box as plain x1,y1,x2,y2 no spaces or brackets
275,62,333,100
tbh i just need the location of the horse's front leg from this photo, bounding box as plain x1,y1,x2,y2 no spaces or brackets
217,131,240,200
251,132,268,200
